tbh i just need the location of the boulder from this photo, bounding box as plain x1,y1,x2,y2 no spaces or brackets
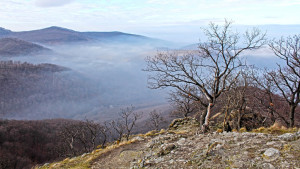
263,148,280,161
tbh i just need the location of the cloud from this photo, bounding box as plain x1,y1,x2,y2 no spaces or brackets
35,0,76,7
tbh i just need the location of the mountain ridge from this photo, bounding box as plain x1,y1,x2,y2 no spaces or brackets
0,26,163,45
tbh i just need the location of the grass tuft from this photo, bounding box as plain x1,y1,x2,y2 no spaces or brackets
252,126,298,135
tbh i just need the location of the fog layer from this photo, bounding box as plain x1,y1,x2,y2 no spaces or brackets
1,42,168,121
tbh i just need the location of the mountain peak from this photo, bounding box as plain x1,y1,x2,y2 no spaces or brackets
42,26,76,32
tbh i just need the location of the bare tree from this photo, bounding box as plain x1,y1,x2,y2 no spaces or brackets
145,20,266,132
59,120,109,155
110,120,124,142
111,106,141,141
224,69,251,130
169,86,197,118
268,35,300,127
59,123,81,156
251,68,289,125
121,106,141,140
148,110,165,131
83,119,104,151
98,122,110,148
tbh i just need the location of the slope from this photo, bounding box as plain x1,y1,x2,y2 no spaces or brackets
0,38,51,57
37,118,300,169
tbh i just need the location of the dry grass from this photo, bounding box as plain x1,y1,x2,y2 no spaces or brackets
216,128,223,133
252,126,298,135
239,127,247,132
36,138,141,169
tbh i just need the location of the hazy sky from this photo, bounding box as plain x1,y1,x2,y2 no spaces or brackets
1,0,300,42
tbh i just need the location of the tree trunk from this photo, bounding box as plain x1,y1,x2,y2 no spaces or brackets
237,111,241,130
289,105,296,128
223,106,229,131
199,109,207,126
202,102,213,132
200,110,206,127
269,109,276,124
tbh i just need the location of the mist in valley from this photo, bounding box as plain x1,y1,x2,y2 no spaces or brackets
0,38,287,122
0,42,171,121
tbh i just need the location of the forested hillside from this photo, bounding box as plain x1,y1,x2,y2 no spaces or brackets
0,61,99,119
0,119,107,169
0,38,51,57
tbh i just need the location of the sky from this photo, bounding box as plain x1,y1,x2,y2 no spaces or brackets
1,0,300,43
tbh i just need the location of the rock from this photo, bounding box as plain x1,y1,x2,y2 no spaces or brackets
165,144,176,152
132,136,144,141
261,163,275,169
232,161,244,168
81,153,87,158
278,133,299,141
169,117,199,130
146,140,155,148
263,148,280,161
256,133,267,138
158,144,176,156
266,141,276,146
177,138,186,146
153,157,164,163
42,163,49,167
281,160,290,168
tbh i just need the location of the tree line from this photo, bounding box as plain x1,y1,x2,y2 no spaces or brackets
0,106,166,169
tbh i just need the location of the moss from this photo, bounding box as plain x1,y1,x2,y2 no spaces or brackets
282,144,292,152
228,140,235,144
262,153,270,160
225,159,233,166
186,160,193,166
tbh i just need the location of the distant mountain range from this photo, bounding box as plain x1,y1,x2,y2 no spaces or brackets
0,38,51,57
0,26,163,45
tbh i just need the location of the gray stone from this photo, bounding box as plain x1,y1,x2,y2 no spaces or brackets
146,140,155,148
177,138,186,146
266,141,277,146
263,148,280,161
153,157,164,163
278,133,298,141
281,161,290,168
81,153,88,158
233,161,244,168
132,136,144,141
256,133,267,138
261,163,275,169
43,163,49,167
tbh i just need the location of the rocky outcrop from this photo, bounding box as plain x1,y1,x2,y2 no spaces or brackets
168,117,199,130
39,118,300,169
